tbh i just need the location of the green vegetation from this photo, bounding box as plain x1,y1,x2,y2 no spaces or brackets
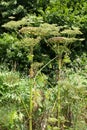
0,0,87,130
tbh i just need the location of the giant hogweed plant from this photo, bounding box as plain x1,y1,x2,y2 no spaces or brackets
46,27,84,129
22,37,41,130
19,23,59,130
18,24,84,130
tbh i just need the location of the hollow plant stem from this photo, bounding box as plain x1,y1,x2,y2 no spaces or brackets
29,79,33,130
57,55,62,129
29,46,34,130
58,83,61,128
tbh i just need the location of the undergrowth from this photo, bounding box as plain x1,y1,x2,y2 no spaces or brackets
0,64,87,130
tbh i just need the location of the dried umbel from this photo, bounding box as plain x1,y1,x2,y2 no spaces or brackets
48,37,65,44
19,23,59,37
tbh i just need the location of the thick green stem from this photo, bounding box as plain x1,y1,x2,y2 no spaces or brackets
57,56,62,129
57,87,61,128
29,46,34,130
29,79,33,130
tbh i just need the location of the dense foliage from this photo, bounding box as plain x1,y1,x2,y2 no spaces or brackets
0,0,87,130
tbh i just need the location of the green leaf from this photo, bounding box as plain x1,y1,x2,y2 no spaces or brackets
48,117,58,123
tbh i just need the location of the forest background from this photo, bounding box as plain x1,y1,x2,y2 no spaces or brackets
0,0,87,130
